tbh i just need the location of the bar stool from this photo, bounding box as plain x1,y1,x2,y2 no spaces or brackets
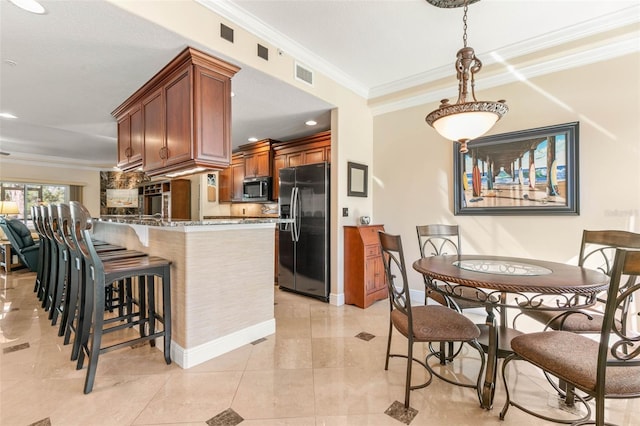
69,201,172,393
57,203,147,357
40,205,58,311
47,204,68,325
31,205,47,297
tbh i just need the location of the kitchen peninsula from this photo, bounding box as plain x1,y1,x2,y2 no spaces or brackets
92,217,283,368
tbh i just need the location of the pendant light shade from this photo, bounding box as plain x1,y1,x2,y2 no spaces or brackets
425,0,508,153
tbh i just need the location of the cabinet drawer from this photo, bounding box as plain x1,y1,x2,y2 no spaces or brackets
365,244,380,257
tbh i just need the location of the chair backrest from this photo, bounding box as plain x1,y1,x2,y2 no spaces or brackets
69,201,103,277
416,224,461,258
596,248,640,397
40,205,55,241
379,231,413,322
0,217,36,250
579,230,640,275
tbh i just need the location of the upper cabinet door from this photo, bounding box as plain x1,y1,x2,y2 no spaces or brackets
116,105,143,170
193,64,232,167
142,88,165,171
164,66,193,166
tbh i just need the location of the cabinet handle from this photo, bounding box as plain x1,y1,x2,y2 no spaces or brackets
125,147,132,158
159,146,168,159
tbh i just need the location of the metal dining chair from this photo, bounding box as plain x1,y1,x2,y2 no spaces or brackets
416,224,488,362
514,230,640,333
500,248,640,425
379,231,485,410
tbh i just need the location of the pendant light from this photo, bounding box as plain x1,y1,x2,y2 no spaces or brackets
425,0,508,153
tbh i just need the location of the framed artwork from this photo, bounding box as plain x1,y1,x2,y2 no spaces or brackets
347,162,368,197
453,122,579,215
106,189,138,208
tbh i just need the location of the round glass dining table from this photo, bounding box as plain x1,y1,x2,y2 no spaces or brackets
412,254,609,410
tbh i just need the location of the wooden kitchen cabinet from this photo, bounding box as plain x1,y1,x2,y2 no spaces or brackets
240,139,273,178
139,179,191,220
113,47,240,177
272,130,331,200
218,152,245,202
344,225,387,309
116,104,143,170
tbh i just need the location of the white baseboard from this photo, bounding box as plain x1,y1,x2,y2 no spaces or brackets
169,319,276,369
330,292,344,306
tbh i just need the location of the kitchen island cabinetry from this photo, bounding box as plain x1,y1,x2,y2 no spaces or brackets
344,225,387,309
93,219,278,368
113,47,240,177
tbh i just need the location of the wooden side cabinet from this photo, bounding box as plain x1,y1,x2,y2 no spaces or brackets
344,224,387,308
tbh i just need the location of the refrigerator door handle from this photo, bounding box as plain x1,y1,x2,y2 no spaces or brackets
291,186,299,242
294,187,301,242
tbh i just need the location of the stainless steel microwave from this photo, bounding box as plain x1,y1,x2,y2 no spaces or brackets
242,176,272,201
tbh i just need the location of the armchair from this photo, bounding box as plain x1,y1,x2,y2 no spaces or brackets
0,217,40,272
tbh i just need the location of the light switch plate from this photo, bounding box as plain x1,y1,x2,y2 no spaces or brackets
342,207,349,217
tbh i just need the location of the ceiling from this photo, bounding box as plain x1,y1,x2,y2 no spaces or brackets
0,0,638,170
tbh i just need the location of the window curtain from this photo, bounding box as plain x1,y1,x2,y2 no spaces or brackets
69,185,83,203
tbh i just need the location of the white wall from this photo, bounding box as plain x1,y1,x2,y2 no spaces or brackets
373,53,640,291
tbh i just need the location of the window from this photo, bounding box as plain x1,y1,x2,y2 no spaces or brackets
0,182,69,223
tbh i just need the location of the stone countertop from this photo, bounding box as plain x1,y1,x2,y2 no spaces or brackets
98,216,291,227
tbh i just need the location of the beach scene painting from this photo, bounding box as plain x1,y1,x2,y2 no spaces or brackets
453,122,579,215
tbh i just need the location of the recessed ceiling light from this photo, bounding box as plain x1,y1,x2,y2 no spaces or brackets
248,137,258,142
305,120,317,126
0,113,18,119
8,0,46,14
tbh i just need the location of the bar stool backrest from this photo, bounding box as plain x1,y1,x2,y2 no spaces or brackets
69,201,104,279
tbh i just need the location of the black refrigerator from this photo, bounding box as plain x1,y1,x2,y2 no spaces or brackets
278,162,330,301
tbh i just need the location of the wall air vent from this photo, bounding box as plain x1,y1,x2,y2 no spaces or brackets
295,62,314,86
257,44,268,60
220,23,234,43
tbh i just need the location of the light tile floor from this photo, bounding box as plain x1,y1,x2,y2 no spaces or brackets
1,269,638,425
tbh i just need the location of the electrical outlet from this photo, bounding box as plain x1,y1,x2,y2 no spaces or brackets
342,207,349,217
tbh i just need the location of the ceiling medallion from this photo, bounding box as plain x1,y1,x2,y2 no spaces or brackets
425,0,508,153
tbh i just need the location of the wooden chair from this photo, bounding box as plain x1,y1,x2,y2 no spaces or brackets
69,201,172,393
379,231,485,409
500,248,640,425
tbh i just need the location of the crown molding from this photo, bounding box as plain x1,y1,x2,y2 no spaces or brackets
370,4,640,98
370,36,639,116
196,0,369,98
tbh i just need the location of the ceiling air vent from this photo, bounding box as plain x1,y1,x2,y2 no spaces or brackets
257,44,268,61
220,23,234,43
295,62,314,86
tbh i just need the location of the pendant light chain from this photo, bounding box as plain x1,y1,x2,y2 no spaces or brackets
462,1,468,48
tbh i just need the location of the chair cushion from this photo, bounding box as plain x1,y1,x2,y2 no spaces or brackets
7,219,35,248
511,330,640,396
391,305,480,342
519,304,621,333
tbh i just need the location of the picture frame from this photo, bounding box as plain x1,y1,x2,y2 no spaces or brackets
347,162,368,197
453,122,579,216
